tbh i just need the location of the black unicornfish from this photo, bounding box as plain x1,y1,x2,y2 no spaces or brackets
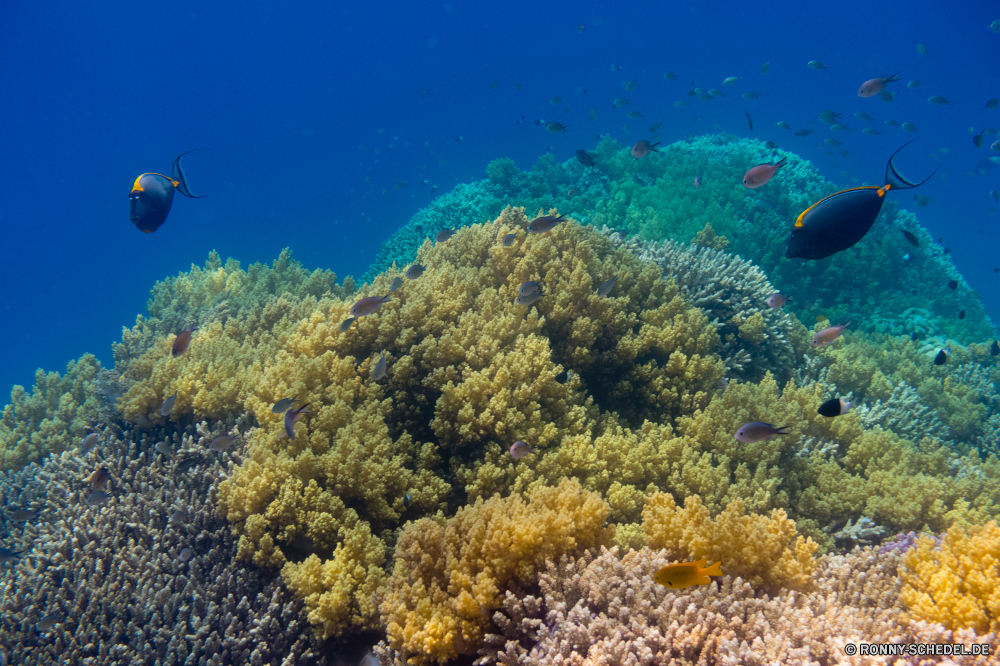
786,139,939,260
129,151,205,233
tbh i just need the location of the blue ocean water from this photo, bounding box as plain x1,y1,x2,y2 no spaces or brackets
1,0,998,393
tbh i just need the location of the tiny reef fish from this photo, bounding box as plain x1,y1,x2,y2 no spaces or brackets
817,398,853,417
272,396,298,413
527,214,565,234
743,158,787,188
597,277,617,297
812,322,850,347
654,558,723,589
734,422,790,443
284,403,311,440
766,293,787,309
405,264,425,280
630,140,659,158
350,295,391,317
172,326,195,357
858,73,899,98
509,441,536,459
372,353,387,381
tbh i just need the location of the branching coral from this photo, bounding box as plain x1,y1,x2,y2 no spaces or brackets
642,492,818,591
379,478,612,664
900,520,1000,634
0,354,101,470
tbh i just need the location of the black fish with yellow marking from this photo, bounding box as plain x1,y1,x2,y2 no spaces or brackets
130,151,205,233
787,140,939,260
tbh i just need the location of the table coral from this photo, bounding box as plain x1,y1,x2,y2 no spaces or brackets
0,354,101,470
900,520,1000,633
379,478,612,664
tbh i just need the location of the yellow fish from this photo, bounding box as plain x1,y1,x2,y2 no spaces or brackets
654,558,723,589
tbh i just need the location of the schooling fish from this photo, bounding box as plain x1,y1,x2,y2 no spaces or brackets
339,318,356,331
766,293,787,309
743,157,787,188
808,60,829,70
160,392,177,416
350,295,391,317
515,291,544,306
947,280,958,290
576,150,596,167
389,277,403,293
597,277,617,298
554,370,572,384
812,322,850,347
735,422,790,443
154,441,173,457
168,509,187,526
545,122,568,134
934,349,948,365
861,128,881,135
178,547,194,563
527,214,565,234
89,466,111,492
858,73,899,98
80,432,99,454
372,353,387,381
786,139,939,260
817,398,853,417
509,441,536,459
519,281,542,297
272,396,298,413
435,228,456,242
631,140,660,158
901,230,920,247
794,129,814,137
654,558,723,589
7,509,38,522
84,491,112,507
745,111,753,130
990,340,999,356
36,615,59,633
284,403,310,440
502,233,517,247
129,151,205,233
209,435,235,452
405,264,425,280
0,547,24,564
172,326,195,357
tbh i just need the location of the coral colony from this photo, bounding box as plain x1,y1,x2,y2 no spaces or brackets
2,138,999,664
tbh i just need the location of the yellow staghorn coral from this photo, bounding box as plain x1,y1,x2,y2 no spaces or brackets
900,520,1000,633
380,478,612,664
642,492,818,592
0,354,102,470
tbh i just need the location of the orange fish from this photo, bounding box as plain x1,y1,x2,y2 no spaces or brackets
654,558,723,589
742,157,788,189
858,73,900,98
693,174,701,189
171,326,195,357
631,140,660,158
812,322,850,347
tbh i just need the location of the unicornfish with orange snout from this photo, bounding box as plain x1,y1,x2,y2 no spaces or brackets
130,151,205,233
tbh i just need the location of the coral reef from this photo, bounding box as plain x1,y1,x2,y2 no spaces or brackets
900,520,1000,634
0,354,102,471
380,478,611,664
0,418,337,665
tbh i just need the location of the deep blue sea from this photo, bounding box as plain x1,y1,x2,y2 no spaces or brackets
2,0,998,393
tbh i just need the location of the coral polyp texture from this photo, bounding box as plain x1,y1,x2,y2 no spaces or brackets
2,138,1000,665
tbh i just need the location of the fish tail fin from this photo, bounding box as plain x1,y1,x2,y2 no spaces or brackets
173,149,207,198
775,156,788,169
651,142,661,151
382,294,393,303
885,138,941,190
886,72,901,83
703,560,723,577
775,426,791,435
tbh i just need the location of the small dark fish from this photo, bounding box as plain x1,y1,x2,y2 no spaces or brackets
745,111,753,130
787,140,939,260
734,422,789,443
489,79,500,89
515,292,543,306
911,331,919,341
435,228,456,242
392,181,408,190
405,264,425,280
928,95,953,106
350,295,391,317
160,392,177,417
0,547,24,564
879,90,896,103
502,233,517,247
7,509,38,522
576,150,596,167
622,79,638,91
974,130,988,148
154,441,173,457
794,129,814,137
129,151,204,233
664,71,677,80
372,353,387,381
985,98,999,109
178,548,194,563
36,615,59,633
168,509,187,526
934,349,948,365
389,277,403,293
947,280,958,290
901,230,919,247
808,60,829,70
209,435,235,452
630,140,660,158
175,453,203,472
417,88,431,97
518,281,542,297
718,378,730,393
959,310,966,320
84,491,112,507
80,432,98,454
89,466,111,492
990,340,999,356
285,403,311,440
597,277,617,298
649,121,663,133
554,370,572,384
272,396,298,413
913,194,932,207
339,318,356,332
172,326,195,357
817,398,853,417
545,122,569,134
403,493,411,509
527,214,565,234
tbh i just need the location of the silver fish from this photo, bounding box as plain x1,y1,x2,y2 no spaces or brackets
285,404,311,440
502,233,517,247
527,214,565,234
168,510,187,526
435,228,456,242
209,435,235,452
272,396,298,413
734,422,790,443
7,509,37,522
518,281,542,297
597,277,617,298
372,353,387,381
515,292,543,306
84,491,112,507
160,393,177,416
405,264,425,280
389,277,403,292
154,441,173,457
339,318,356,332
350,295,391,318
36,614,59,632
178,547,194,563
509,441,536,459
80,432,98,454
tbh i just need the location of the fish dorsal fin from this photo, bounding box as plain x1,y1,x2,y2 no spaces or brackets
885,138,941,190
